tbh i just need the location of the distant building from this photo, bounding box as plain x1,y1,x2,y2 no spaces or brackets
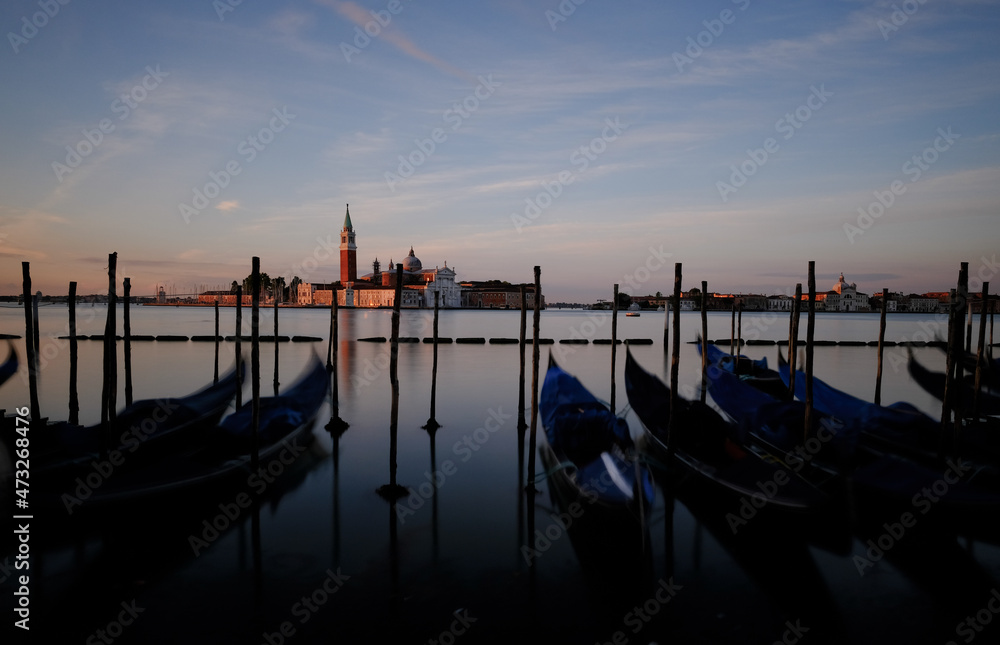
197,290,252,305
824,273,870,312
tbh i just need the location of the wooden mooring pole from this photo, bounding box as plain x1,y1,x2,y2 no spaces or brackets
251,257,261,471
664,292,670,354
31,291,40,360
214,300,220,384
667,263,681,453
972,281,990,421
874,287,888,406
940,287,958,457
101,252,118,438
730,303,736,358
611,284,618,412
518,284,528,430
700,281,708,404
68,281,79,425
273,277,280,397
235,285,243,408
736,302,743,358
21,263,40,422
804,261,815,440
123,277,133,407
953,263,969,443
789,283,801,397
378,263,407,499
424,291,441,431
327,288,336,371
527,266,541,492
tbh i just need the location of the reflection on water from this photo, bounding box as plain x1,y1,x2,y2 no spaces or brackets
1,306,998,643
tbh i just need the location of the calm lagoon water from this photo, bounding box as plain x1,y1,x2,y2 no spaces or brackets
1,304,998,644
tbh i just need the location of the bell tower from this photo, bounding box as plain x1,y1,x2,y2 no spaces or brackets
340,204,357,284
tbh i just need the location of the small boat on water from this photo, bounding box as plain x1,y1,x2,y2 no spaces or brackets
538,355,654,580
625,350,829,514
908,351,1000,417
22,362,243,478
539,355,654,519
704,355,1000,542
30,354,328,515
625,312,640,317
0,340,17,389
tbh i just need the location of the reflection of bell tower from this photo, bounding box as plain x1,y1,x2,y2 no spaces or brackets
340,204,357,284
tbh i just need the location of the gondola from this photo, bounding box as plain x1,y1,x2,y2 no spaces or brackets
778,351,1000,465
537,356,654,587
24,362,244,477
704,361,1000,542
908,352,1000,417
538,355,654,520
701,341,791,401
0,340,17,389
625,350,827,513
32,355,327,515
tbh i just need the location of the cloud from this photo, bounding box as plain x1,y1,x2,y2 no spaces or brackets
322,0,475,82
215,200,240,212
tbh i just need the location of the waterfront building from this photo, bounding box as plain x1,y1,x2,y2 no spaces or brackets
824,273,870,312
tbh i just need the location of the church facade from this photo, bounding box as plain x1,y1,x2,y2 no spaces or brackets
824,273,870,312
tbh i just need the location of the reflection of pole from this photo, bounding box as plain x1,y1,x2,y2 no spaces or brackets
388,500,401,624
875,287,888,405
68,281,79,425
430,427,439,565
21,263,40,422
252,505,263,605
332,432,341,569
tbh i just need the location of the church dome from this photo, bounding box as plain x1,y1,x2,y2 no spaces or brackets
403,246,422,272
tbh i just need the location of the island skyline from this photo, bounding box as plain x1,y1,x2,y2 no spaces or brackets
2,2,998,304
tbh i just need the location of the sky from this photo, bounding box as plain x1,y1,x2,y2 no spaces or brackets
1,0,998,303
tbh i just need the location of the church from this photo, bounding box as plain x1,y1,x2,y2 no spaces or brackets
823,273,870,312
299,205,462,308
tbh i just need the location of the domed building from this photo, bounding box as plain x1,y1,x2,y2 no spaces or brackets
824,273,870,312
402,247,422,273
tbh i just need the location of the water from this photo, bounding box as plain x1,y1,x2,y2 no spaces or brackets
1,304,997,644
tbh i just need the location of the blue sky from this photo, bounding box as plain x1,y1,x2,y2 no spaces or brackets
1,0,998,302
